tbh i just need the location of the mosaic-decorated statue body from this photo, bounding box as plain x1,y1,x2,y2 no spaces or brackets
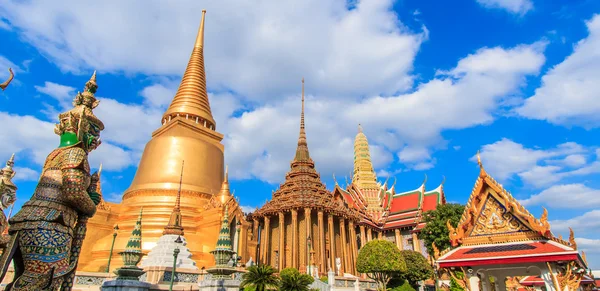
0,72,104,291
0,154,18,247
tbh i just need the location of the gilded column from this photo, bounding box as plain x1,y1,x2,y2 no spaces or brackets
349,220,358,275
292,209,298,269
264,216,271,264
378,231,383,239
253,218,259,242
328,214,335,272
367,228,372,241
305,208,312,270
340,218,348,274
318,210,325,272
360,225,366,248
394,229,402,250
279,213,285,270
412,232,421,253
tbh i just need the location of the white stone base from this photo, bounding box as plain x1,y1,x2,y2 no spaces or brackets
198,279,241,291
141,235,198,270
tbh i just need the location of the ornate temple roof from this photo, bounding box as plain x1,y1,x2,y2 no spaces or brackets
437,152,586,269
253,80,360,221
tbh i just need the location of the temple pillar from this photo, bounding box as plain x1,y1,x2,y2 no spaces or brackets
292,209,298,269
412,232,421,253
359,225,366,248
349,220,358,275
253,217,260,261
328,214,335,272
279,213,285,270
264,216,271,264
305,208,312,272
367,228,372,241
318,210,325,273
340,218,348,274
378,231,383,239
394,229,401,250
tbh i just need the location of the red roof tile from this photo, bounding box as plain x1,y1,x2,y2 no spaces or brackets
389,192,420,213
438,241,578,268
422,192,440,212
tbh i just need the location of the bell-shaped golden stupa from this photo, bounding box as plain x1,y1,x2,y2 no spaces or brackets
77,10,248,272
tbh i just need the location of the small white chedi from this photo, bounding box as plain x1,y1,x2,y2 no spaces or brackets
141,234,198,270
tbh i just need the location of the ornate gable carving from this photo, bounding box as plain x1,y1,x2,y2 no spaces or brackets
469,194,531,237
448,153,553,247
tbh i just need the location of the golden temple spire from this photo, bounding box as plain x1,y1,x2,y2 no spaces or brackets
294,78,310,162
218,165,231,204
162,9,216,130
352,124,378,190
163,160,185,236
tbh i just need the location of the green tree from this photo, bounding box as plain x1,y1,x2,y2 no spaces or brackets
449,276,465,291
390,281,416,291
399,250,434,288
241,265,280,291
279,268,314,291
419,203,465,257
356,240,407,291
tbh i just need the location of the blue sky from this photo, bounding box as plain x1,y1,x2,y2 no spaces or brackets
1,0,600,268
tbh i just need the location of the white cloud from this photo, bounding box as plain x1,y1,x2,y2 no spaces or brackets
518,14,600,128
475,138,598,188
550,210,600,236
34,81,75,102
476,0,533,15
0,1,547,184
12,166,39,182
0,0,425,101
222,43,545,182
520,184,600,209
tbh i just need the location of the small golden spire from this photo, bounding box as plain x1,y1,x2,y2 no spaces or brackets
163,9,215,130
163,160,185,235
219,165,231,204
358,123,363,133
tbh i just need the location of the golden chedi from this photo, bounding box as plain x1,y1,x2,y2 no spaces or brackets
77,10,248,272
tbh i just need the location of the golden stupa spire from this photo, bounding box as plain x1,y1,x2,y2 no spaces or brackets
163,160,185,236
352,124,379,189
218,165,231,204
162,9,216,130
294,78,310,162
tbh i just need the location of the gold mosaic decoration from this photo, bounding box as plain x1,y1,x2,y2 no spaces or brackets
470,194,530,236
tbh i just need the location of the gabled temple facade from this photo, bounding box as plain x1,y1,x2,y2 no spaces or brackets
435,154,590,291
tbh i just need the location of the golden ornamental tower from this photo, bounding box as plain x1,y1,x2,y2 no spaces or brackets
352,125,382,213
79,10,232,272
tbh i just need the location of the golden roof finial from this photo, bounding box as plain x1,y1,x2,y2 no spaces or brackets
358,123,363,133
569,227,577,250
294,78,310,161
0,68,14,91
195,10,207,48
162,9,215,130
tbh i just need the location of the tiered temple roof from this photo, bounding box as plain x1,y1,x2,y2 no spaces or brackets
436,153,586,269
253,80,360,221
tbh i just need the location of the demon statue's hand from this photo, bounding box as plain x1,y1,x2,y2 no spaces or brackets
88,192,101,205
87,171,101,205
